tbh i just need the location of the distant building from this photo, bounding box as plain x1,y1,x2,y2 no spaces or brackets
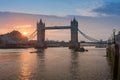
0,30,28,47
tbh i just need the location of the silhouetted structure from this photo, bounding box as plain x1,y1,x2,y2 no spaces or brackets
37,19,45,48
0,30,28,48
107,30,120,80
69,18,79,49
36,18,79,49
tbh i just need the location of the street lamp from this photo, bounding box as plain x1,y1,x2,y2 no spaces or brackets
113,29,116,44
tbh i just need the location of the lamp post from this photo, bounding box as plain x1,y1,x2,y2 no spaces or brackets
113,29,116,44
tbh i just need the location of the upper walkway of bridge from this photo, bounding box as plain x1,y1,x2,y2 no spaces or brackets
44,26,71,30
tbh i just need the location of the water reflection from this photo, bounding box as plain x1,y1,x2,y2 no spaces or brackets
0,48,112,80
36,49,46,80
19,49,46,80
19,49,38,80
70,50,80,80
20,63,31,80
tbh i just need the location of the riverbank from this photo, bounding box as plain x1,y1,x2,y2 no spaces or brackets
107,44,120,80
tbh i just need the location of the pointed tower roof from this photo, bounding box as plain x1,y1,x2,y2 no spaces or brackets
39,19,43,24
73,17,77,22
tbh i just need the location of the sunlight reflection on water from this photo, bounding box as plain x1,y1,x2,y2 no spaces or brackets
0,47,112,80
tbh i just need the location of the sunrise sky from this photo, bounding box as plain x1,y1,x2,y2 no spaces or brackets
0,0,120,41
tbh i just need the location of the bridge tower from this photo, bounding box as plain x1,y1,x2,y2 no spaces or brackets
69,18,80,49
36,19,46,48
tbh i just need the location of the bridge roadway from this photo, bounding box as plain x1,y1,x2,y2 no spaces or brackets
44,26,71,30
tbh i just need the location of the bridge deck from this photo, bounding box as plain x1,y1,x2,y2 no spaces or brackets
45,26,71,30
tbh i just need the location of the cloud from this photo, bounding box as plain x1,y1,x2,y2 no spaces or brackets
93,2,120,16
76,8,107,17
76,2,120,17
13,25,32,29
76,3,108,17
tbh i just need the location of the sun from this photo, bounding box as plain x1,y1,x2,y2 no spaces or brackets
22,32,28,36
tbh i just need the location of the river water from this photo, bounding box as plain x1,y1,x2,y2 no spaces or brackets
0,47,112,80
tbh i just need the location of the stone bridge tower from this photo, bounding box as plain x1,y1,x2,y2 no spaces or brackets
69,18,79,49
36,19,45,48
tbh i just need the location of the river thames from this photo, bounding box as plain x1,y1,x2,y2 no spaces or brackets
0,47,112,80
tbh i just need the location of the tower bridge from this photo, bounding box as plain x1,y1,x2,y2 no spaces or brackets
36,18,79,49
28,18,100,49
